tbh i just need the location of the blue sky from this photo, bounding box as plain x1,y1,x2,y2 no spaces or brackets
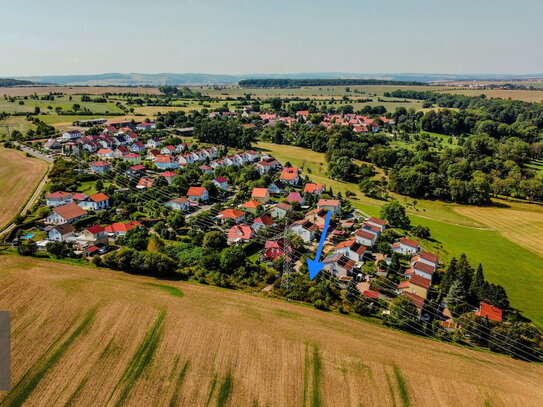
1,0,542,76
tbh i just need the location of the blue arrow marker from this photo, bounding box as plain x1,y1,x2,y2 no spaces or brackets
307,210,333,280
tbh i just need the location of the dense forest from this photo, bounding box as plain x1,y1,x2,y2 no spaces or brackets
239,78,427,88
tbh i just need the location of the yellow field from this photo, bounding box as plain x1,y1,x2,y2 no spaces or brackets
0,148,48,228
0,254,541,407
455,204,543,257
0,86,162,96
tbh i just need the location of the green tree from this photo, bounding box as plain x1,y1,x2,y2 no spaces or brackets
380,202,410,229
385,296,420,332
220,246,246,273
446,279,468,316
123,226,149,251
203,230,227,250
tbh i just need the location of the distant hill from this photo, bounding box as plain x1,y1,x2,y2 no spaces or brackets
0,78,36,87
239,78,428,88
7,72,543,87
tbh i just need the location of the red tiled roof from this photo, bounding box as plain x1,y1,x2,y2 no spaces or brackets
254,215,275,226
317,199,340,207
214,177,227,183
275,202,292,211
104,221,142,233
187,186,206,197
53,203,87,221
286,192,303,202
86,225,105,235
240,200,262,209
228,225,252,240
303,183,323,194
402,292,426,309
47,191,71,199
399,237,420,248
409,274,431,289
89,193,109,202
413,261,435,275
367,217,386,226
415,251,439,264
475,302,503,322
251,188,269,198
219,209,246,219
89,161,111,167
130,164,145,171
280,167,299,181
354,229,376,241
160,171,177,177
363,290,379,299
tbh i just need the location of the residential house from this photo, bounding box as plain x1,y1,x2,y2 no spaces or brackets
114,146,129,158
47,223,75,242
199,165,213,175
227,225,253,244
160,171,177,184
286,192,304,205
392,237,420,255
130,141,146,153
279,167,300,185
323,254,356,278
239,200,262,213
46,203,88,225
187,186,209,202
405,261,435,282
97,148,114,160
334,238,367,262
304,208,328,227
104,221,142,237
251,214,276,231
165,197,190,211
78,193,110,211
43,138,62,151
46,191,73,207
398,274,431,299
365,217,386,233
124,133,138,143
160,145,177,155
475,302,503,322
146,137,162,148
137,122,157,131
271,202,292,219
123,153,142,165
81,225,109,246
213,177,228,191
217,209,246,224
354,229,377,247
136,177,155,189
303,183,324,195
317,199,341,214
268,180,285,194
125,164,146,177
411,251,438,270
61,130,81,140
289,219,318,243
264,240,285,260
89,161,112,174
402,292,426,316
155,155,180,170
146,149,161,161
251,188,270,203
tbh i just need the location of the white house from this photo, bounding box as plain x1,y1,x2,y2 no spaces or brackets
213,177,228,191
46,191,73,207
61,130,81,140
392,237,420,255
354,229,377,247
411,251,438,269
289,219,318,243
46,203,88,224
77,193,109,211
165,197,190,211
187,187,209,202
47,223,75,242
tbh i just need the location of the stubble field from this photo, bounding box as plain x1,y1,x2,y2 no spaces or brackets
0,255,541,407
0,148,48,229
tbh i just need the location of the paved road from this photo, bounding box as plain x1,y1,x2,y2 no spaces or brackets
13,142,55,163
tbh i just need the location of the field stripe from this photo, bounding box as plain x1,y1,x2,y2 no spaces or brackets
311,346,322,407
216,371,234,407
168,360,190,407
110,309,166,407
393,365,410,407
0,307,97,407
204,373,218,407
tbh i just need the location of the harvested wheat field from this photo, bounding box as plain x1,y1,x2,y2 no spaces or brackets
0,255,542,407
0,148,48,228
455,205,543,257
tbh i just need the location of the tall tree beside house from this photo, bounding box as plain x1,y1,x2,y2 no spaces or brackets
385,295,420,333
458,312,490,347
440,257,458,293
95,179,104,192
446,279,469,317
456,253,474,290
387,252,402,277
469,263,486,302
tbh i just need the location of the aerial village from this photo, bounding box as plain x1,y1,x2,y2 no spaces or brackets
10,109,512,347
